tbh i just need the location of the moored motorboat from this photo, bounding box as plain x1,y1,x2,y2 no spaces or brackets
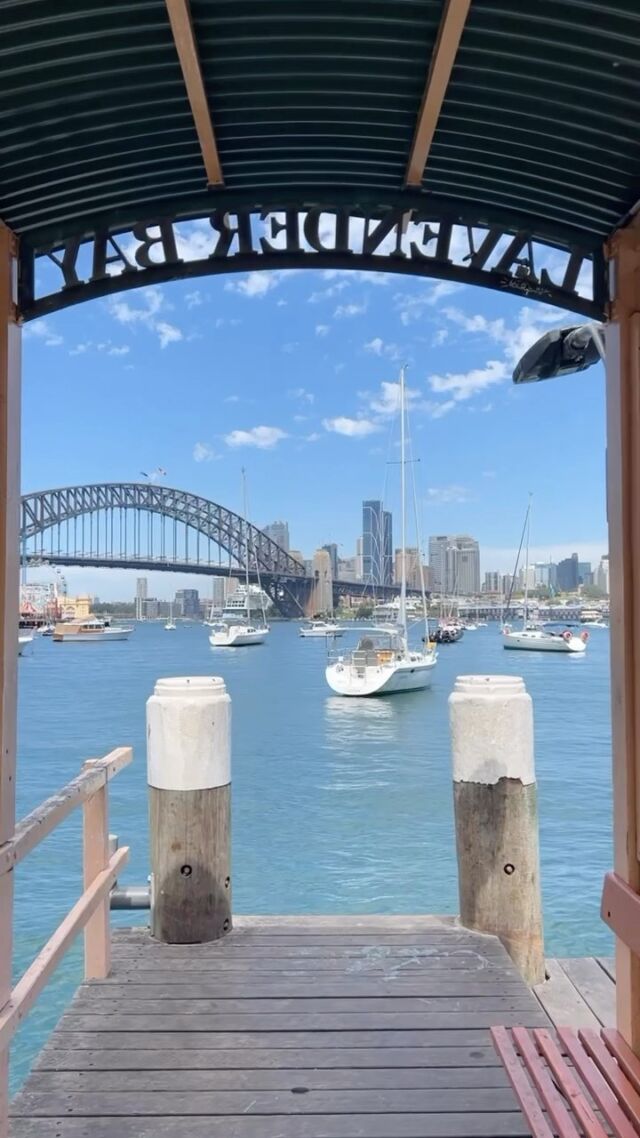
209,621,268,647
300,620,344,638
53,618,133,642
433,621,464,644
18,633,34,655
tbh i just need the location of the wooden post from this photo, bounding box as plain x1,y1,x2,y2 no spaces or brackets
449,674,545,986
147,676,231,943
0,221,20,1138
605,223,640,1051
82,761,110,979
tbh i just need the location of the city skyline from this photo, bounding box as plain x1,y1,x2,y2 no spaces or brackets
22,256,607,604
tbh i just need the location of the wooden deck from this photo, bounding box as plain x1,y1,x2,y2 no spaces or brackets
11,915,550,1138
534,955,616,1030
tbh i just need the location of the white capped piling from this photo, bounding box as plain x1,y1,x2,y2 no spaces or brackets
449,674,545,985
147,676,231,943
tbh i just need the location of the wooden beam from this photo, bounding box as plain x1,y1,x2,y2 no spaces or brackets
0,220,20,1138
405,0,472,187
605,222,640,1053
165,0,223,186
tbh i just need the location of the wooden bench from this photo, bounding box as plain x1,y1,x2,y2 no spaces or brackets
492,1025,640,1137
492,872,640,1136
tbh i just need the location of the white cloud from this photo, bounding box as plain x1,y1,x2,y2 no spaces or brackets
305,432,321,442
108,287,183,349
193,442,215,462
334,302,366,318
432,328,448,347
69,340,129,357
428,359,508,402
364,337,384,356
315,324,329,337
24,319,63,347
427,484,473,504
155,321,183,349
395,281,461,325
322,416,380,438
186,290,203,308
368,380,421,416
224,425,288,449
363,337,401,361
224,269,298,299
108,345,130,356
288,387,314,405
309,280,349,303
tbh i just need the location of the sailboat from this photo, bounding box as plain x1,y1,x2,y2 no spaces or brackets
164,601,176,631
502,499,588,654
209,470,270,648
325,367,437,696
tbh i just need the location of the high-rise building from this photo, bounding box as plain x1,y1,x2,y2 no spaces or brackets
289,549,305,567
484,571,501,593
596,555,610,595
428,535,480,595
263,520,290,551
578,560,592,586
394,548,421,589
135,577,148,621
355,537,363,581
557,552,579,592
362,501,393,586
175,588,200,618
322,543,339,580
533,562,557,589
337,556,358,582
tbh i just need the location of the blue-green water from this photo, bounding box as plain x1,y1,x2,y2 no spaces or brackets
12,621,612,1086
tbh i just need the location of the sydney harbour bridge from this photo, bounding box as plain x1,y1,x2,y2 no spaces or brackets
20,483,417,617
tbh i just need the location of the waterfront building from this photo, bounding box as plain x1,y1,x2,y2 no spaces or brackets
557,552,579,592
337,556,358,582
484,571,501,593
596,555,610,595
394,547,421,589
175,588,200,618
322,543,339,580
264,520,290,551
56,594,93,621
428,534,480,595
362,500,393,586
145,597,159,619
578,560,593,586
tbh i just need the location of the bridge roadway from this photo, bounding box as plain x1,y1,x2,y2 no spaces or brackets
11,916,547,1138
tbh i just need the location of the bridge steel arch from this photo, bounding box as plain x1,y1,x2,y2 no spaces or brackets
21,483,306,581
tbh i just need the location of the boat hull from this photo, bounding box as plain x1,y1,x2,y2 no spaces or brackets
53,627,132,642
209,628,268,647
326,655,436,697
18,635,33,655
300,627,344,638
503,631,586,653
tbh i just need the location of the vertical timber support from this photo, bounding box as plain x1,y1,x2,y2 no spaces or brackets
147,676,231,943
605,224,640,1050
0,222,20,1137
449,675,545,986
82,760,110,979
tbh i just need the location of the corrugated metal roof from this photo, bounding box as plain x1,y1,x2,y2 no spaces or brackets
0,0,638,255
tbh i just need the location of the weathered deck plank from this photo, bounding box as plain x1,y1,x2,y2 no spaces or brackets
11,918,546,1138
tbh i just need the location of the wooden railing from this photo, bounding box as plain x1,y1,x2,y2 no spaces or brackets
0,746,132,1134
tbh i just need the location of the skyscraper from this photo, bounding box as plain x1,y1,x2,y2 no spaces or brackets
135,577,148,621
394,548,421,589
322,543,339,580
263,520,290,551
596,555,610,594
428,535,480,595
557,553,579,592
362,500,393,586
175,588,200,618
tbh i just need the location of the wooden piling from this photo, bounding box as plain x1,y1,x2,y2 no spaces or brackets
449,674,545,986
147,676,231,944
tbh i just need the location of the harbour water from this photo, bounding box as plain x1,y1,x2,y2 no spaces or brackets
12,620,612,1087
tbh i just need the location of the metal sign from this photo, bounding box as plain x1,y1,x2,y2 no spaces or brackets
18,205,605,320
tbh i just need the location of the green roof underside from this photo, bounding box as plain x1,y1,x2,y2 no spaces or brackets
1,0,639,255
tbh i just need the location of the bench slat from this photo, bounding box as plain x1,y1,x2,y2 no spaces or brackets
533,1030,609,1138
577,1029,640,1133
554,1029,634,1138
603,1029,640,1097
511,1026,582,1138
490,1028,554,1138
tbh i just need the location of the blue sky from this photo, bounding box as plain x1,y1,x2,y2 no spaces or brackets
23,226,607,600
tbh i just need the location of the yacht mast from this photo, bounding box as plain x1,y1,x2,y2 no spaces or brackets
522,495,532,630
399,366,407,638
242,467,250,613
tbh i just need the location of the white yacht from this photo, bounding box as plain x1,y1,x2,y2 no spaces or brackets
326,367,437,697
18,633,34,655
300,619,344,638
579,607,608,628
209,470,270,649
164,601,176,631
502,500,588,654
